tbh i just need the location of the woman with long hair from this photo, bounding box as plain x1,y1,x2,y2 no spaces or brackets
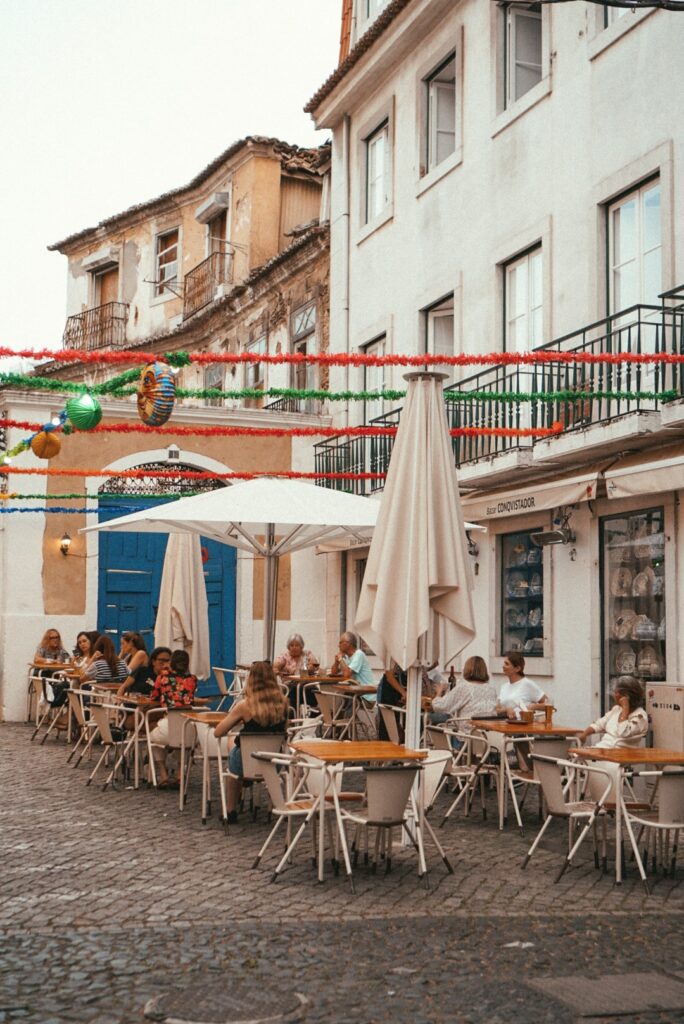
116,631,151,697
214,661,289,823
34,628,72,669
72,630,100,669
82,635,129,685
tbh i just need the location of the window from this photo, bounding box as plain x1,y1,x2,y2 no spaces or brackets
504,247,543,352
604,4,628,27
425,54,457,171
425,295,455,386
503,3,542,108
291,303,317,409
155,228,179,296
500,528,544,657
204,364,224,408
362,336,385,424
244,335,267,408
608,179,661,314
365,122,390,223
363,0,389,23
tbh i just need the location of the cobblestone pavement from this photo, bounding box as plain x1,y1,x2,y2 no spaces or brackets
2,723,684,1023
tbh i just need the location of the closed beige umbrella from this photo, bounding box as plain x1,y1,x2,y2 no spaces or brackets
355,371,475,748
154,533,211,680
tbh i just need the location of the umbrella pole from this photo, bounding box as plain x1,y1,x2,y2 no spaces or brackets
263,526,278,662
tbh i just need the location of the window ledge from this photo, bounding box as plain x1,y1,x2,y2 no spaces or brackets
356,206,394,246
149,289,180,308
416,147,463,199
587,7,655,61
491,76,552,140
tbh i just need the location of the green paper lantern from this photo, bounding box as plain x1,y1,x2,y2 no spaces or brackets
66,393,102,431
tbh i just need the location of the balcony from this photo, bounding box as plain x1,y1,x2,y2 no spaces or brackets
62,301,129,351
264,395,323,415
182,251,232,321
314,298,684,494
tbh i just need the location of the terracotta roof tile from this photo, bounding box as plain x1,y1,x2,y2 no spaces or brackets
339,0,354,63
305,0,413,115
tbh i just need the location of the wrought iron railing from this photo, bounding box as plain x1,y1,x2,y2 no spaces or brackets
264,396,322,415
314,298,684,491
62,302,129,351
182,251,232,320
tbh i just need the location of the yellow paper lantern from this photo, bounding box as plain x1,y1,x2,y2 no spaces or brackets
30,431,62,460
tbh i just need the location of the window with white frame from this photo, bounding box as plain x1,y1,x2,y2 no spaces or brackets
365,122,390,223
425,295,455,386
608,179,661,314
425,54,457,172
155,228,179,297
504,246,543,352
502,2,542,108
244,334,267,407
204,364,224,408
362,336,385,424
362,0,389,24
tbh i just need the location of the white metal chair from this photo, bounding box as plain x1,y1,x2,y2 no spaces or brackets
378,703,403,744
145,707,198,790
85,703,130,788
213,666,247,710
66,689,100,767
623,768,684,886
30,673,70,743
521,755,612,882
439,729,497,825
507,736,573,834
315,689,351,739
216,732,285,824
182,720,230,823
26,672,46,725
414,750,455,879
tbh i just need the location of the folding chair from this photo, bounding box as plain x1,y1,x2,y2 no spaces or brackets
413,751,455,878
315,689,351,739
625,769,684,884
181,720,230,823
145,707,198,789
439,729,497,825
216,732,285,825
507,736,573,835
213,667,246,711
85,703,130,788
378,703,403,745
521,755,612,882
26,672,45,725
30,673,70,743
66,689,100,767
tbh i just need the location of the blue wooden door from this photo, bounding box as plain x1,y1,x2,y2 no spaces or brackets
97,497,236,694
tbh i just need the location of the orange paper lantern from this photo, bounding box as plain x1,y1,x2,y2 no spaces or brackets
30,431,61,459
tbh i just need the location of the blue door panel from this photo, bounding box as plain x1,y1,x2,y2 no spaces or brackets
97,497,236,693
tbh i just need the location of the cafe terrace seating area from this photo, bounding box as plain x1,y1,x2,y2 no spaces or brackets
26,666,684,895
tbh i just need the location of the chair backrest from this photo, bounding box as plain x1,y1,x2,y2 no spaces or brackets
239,733,285,780
213,667,246,699
315,690,344,727
531,755,572,816
378,704,401,745
165,708,197,749
288,715,323,742
89,703,119,745
658,770,684,825
425,725,451,752
584,760,620,804
421,751,451,806
195,721,228,758
67,689,88,730
251,753,297,812
364,764,419,825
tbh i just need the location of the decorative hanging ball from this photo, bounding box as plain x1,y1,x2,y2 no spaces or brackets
66,393,103,431
137,361,176,427
30,431,62,459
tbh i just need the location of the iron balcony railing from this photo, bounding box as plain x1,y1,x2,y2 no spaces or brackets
264,395,323,415
183,251,233,320
314,299,684,493
62,301,129,351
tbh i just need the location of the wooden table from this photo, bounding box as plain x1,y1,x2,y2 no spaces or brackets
471,719,583,831
570,745,684,883
179,711,227,815
291,740,426,881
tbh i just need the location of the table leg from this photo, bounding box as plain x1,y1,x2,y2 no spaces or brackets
615,768,623,884
179,720,187,811
318,764,327,882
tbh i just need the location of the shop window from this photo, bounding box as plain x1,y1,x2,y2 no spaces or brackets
500,528,544,657
155,228,179,297
601,507,665,713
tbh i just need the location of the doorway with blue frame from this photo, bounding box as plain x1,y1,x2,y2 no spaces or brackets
96,465,236,696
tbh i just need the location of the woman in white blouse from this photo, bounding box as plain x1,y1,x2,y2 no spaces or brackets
576,676,648,749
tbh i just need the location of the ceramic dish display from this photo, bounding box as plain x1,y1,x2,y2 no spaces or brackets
637,644,663,676
528,607,542,628
610,567,633,598
632,567,655,597
506,573,529,597
632,614,657,640
613,610,637,641
614,643,637,674
510,543,528,567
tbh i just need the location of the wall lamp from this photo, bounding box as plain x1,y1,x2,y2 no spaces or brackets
59,532,72,556
466,530,480,558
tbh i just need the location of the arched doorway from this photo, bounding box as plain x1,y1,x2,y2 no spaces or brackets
97,462,236,692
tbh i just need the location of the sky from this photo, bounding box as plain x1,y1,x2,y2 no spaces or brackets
0,0,340,358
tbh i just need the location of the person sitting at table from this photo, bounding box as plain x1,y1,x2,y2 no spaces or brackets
273,633,319,677
496,651,547,717
377,661,407,741
81,635,129,686
330,631,375,697
72,630,100,670
576,676,648,750
116,632,151,696
431,656,498,733
34,628,72,672
213,660,289,823
147,649,198,788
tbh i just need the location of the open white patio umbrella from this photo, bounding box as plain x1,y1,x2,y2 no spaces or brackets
154,533,211,679
82,477,381,661
355,372,476,750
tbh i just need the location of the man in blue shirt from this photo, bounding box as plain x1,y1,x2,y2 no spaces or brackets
331,631,375,699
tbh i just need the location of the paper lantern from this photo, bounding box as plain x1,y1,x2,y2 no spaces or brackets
30,431,61,459
66,394,102,431
137,362,176,426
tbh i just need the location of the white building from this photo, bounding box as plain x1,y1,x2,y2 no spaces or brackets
308,0,684,726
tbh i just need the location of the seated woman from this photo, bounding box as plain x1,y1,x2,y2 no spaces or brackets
496,651,547,717
147,649,198,788
116,632,151,697
72,630,100,671
34,629,72,672
80,635,129,687
377,662,407,741
431,656,498,733
273,633,319,677
214,661,289,823
576,676,648,749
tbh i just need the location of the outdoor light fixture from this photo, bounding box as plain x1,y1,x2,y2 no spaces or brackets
530,508,576,547
59,532,72,556
466,530,480,558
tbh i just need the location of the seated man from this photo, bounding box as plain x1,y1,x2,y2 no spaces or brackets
330,631,375,701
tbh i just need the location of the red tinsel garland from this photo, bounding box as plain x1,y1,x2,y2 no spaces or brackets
1,346,683,366
0,416,562,440
0,467,386,481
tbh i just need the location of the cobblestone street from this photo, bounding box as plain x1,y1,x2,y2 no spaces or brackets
2,723,684,1024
